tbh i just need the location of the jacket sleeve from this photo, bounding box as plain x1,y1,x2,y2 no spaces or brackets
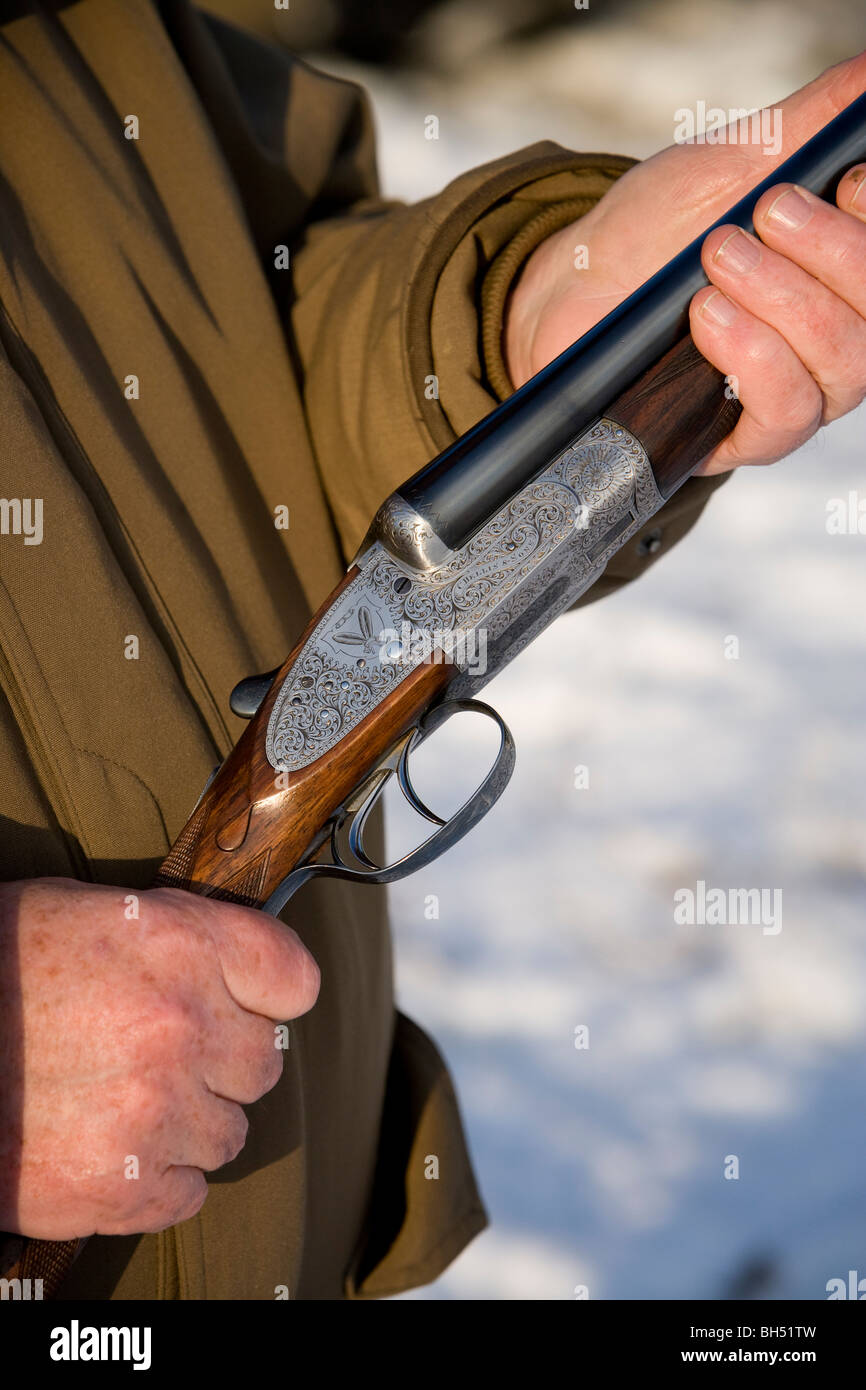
171,3,729,592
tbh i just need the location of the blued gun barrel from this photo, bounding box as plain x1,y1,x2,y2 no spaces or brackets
399,91,866,548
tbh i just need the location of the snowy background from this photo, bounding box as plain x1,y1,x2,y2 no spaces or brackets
385,413,866,1301
209,0,866,1299
346,0,866,1303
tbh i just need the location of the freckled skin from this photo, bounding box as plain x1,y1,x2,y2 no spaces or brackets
0,878,320,1240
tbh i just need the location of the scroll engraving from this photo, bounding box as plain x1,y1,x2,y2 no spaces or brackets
266,420,661,772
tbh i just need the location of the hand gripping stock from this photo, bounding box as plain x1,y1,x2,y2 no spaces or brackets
1,635,514,1297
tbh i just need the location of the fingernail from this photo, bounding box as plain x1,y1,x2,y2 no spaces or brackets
848,166,866,211
714,228,761,273
765,186,812,230
700,290,738,326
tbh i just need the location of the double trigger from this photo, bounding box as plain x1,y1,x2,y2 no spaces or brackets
228,668,516,916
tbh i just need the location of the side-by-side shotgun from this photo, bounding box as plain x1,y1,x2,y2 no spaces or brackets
7,90,866,1295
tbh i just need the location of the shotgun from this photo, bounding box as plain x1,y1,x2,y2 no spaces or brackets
5,89,866,1298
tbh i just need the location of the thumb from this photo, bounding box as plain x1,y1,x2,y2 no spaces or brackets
204,900,321,1021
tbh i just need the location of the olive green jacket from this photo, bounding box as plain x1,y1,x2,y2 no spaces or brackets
0,0,724,1299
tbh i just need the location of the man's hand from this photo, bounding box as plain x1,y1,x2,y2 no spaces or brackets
0,878,320,1240
505,52,866,475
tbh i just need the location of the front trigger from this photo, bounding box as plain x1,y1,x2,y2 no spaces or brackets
396,741,446,827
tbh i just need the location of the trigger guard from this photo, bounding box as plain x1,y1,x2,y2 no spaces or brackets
261,697,516,915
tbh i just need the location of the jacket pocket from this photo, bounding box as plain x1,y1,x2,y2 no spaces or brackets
345,1010,488,1299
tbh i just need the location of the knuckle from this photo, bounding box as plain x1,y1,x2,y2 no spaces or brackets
802,298,839,345
222,1108,249,1165
164,1171,208,1227
109,1171,206,1235
820,377,866,424
202,1107,248,1171
254,1042,285,1096
108,1212,152,1237
834,231,861,276
844,344,866,396
262,1042,285,1091
237,1025,284,1098
121,1074,172,1130
787,383,824,434
767,277,811,322
137,992,203,1057
741,325,783,368
112,1202,167,1238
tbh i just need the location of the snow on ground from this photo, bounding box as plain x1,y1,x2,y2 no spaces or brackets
386,415,866,1301
314,2,866,1299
